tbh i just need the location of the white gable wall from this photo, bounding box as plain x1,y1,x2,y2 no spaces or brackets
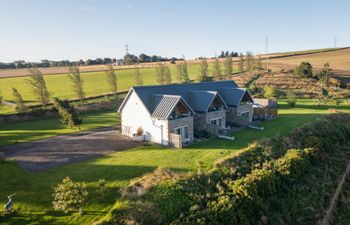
120,91,169,145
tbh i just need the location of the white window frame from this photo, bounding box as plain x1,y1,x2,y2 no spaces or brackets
173,125,190,140
209,117,224,127
240,111,250,118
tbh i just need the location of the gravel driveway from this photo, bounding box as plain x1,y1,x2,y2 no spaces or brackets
0,126,141,172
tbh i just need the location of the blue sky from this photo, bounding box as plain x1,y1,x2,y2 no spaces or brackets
0,0,349,62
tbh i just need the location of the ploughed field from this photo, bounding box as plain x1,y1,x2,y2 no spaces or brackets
268,47,350,84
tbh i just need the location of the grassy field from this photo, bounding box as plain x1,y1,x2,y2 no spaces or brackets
0,64,238,104
0,100,349,224
0,110,119,146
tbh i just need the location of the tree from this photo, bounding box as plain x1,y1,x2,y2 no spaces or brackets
134,68,143,86
293,62,313,78
139,54,151,63
286,91,297,108
257,56,263,69
245,51,255,71
68,66,85,103
155,63,171,85
105,64,118,96
52,177,88,213
317,63,332,87
53,98,82,130
223,56,233,78
263,86,276,98
27,66,50,107
239,53,244,72
212,58,222,80
0,91,3,111
124,54,138,65
96,179,108,199
176,61,190,83
12,87,27,113
198,58,209,82
164,65,172,84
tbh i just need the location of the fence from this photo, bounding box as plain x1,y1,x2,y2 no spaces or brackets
1,100,16,108
253,108,278,117
169,133,182,149
253,98,278,108
205,123,220,136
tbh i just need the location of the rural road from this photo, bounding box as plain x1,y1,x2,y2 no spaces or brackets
0,126,141,172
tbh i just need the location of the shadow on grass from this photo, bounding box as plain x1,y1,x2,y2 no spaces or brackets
191,113,323,150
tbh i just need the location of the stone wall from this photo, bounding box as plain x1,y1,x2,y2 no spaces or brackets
167,116,194,143
206,110,226,127
226,104,253,126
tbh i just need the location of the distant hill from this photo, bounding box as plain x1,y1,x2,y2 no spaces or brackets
267,47,350,84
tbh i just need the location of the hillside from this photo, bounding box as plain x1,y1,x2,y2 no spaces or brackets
268,47,350,84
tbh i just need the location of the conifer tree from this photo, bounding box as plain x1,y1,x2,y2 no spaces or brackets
12,87,27,113
198,58,209,82
212,58,222,80
68,66,85,103
105,64,118,96
134,68,143,86
27,66,50,107
224,56,233,77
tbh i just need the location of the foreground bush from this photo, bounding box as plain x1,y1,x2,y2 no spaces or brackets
105,113,350,225
52,177,88,213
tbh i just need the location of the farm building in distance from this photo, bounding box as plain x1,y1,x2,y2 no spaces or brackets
118,81,254,147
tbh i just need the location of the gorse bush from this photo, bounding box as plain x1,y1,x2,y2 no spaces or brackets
106,113,350,225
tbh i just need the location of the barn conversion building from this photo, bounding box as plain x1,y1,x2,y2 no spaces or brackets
118,81,253,147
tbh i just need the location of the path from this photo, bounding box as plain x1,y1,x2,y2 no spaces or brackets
0,126,141,172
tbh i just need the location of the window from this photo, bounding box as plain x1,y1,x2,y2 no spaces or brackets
210,118,223,127
173,126,189,139
240,111,250,119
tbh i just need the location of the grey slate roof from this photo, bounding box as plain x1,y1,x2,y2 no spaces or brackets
118,80,251,118
189,91,227,112
219,88,253,106
132,80,238,114
151,95,181,119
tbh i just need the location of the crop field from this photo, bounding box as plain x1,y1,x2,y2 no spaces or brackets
268,47,350,83
0,100,350,224
0,63,238,106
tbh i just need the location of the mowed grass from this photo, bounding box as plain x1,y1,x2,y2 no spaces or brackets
0,101,349,225
0,64,238,103
0,110,119,146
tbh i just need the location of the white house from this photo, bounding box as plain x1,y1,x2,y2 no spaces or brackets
118,81,254,147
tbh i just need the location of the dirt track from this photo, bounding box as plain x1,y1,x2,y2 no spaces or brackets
0,126,141,172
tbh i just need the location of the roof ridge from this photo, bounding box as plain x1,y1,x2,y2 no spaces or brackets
133,80,235,89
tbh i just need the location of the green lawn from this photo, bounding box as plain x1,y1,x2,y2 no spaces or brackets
0,64,238,105
0,110,119,146
0,101,349,224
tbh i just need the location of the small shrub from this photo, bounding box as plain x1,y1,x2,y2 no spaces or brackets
121,168,177,198
97,179,108,199
136,127,144,136
293,62,313,78
0,152,5,163
286,91,297,108
109,201,163,225
52,177,88,213
263,86,276,98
